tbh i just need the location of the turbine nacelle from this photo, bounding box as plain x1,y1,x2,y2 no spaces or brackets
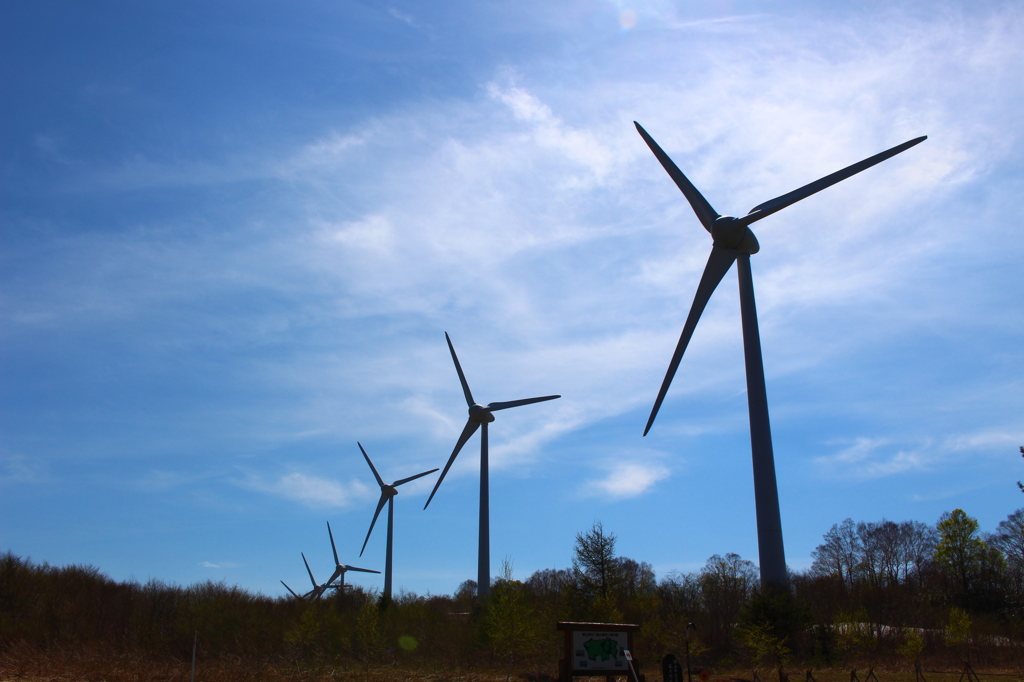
469,404,496,423
711,216,759,254
382,484,398,497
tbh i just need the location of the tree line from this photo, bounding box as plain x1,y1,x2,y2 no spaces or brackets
2,507,1022,678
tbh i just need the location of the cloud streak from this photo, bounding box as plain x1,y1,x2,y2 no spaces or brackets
580,457,672,500
814,429,1023,481
8,4,1021,481
239,472,373,509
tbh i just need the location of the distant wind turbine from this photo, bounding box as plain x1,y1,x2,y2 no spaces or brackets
635,121,925,588
324,521,380,591
281,551,333,600
423,332,560,599
358,442,437,601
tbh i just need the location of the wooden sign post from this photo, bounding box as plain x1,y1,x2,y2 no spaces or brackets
557,622,643,682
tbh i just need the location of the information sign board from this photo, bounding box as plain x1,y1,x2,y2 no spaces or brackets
556,622,642,681
571,628,629,672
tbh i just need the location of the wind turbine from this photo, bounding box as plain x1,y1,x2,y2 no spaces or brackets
324,520,380,591
280,552,332,599
358,442,438,601
423,332,560,599
635,121,925,588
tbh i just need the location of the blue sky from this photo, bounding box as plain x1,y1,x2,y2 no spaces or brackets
2,0,1022,598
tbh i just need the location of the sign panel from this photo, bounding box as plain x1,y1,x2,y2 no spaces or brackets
571,629,629,672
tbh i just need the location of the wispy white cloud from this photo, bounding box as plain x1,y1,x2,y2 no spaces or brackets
201,560,238,569
131,470,213,492
4,1,1021,500
943,430,1021,453
239,472,373,508
814,430,1022,481
814,437,930,480
388,8,419,28
602,0,765,31
486,76,615,185
0,453,47,484
279,131,369,177
580,454,671,499
489,404,588,469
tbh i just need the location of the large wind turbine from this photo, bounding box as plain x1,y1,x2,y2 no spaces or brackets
635,121,925,588
423,332,560,599
358,442,437,601
325,521,380,591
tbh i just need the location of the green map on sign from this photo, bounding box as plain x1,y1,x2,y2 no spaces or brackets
583,638,619,662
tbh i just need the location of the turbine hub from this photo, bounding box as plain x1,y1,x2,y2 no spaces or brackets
711,216,759,254
383,484,398,496
468,404,496,423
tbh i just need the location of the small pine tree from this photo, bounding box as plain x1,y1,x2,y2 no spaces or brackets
897,629,925,664
944,606,972,661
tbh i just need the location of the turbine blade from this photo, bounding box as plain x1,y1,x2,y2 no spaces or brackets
359,493,389,557
393,467,439,487
301,552,318,588
644,245,738,436
445,332,475,406
635,121,719,232
736,136,927,227
358,442,385,488
424,420,480,509
281,580,301,599
327,521,340,566
344,565,382,574
487,395,561,411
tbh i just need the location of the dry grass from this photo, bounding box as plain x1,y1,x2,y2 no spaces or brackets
2,651,1023,682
